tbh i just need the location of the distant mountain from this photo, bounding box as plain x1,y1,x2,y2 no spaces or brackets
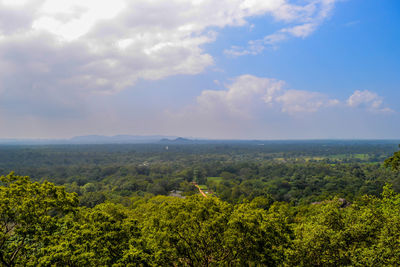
69,135,178,144
159,137,196,144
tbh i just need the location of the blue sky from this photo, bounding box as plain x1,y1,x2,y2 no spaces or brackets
0,0,399,139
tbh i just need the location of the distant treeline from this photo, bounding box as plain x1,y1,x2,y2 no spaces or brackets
0,143,399,207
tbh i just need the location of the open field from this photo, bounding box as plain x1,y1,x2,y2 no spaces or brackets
207,177,223,183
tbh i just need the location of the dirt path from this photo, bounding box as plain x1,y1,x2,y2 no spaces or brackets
192,182,207,198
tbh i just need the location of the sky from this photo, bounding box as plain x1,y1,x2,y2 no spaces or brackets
0,0,399,139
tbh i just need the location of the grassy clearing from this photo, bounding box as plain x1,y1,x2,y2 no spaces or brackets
207,177,223,183
299,154,371,162
327,154,370,160
198,184,208,190
353,153,370,160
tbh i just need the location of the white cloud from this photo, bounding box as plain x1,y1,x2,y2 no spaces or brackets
196,75,284,118
190,75,339,119
2,0,31,7
281,23,317,38
225,0,337,56
347,90,393,113
0,0,340,99
276,90,339,115
163,76,394,139
171,75,392,125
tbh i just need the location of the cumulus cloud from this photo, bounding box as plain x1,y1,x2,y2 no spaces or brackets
162,75,395,139
170,75,392,125
196,75,284,118
0,0,340,101
225,0,337,56
347,90,393,113
276,90,339,115
194,74,339,117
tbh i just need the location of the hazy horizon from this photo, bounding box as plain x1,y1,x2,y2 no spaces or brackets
0,134,399,143
0,0,399,139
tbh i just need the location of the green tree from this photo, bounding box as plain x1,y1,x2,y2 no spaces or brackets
134,195,232,265
0,173,78,266
224,202,289,265
38,203,143,266
286,189,400,266
133,195,289,265
384,145,400,171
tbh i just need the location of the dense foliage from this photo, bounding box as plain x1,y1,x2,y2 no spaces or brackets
0,173,78,266
1,142,400,265
3,174,400,266
385,144,400,171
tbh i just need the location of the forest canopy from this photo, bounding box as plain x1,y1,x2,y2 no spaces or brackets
1,142,400,265
2,173,400,265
